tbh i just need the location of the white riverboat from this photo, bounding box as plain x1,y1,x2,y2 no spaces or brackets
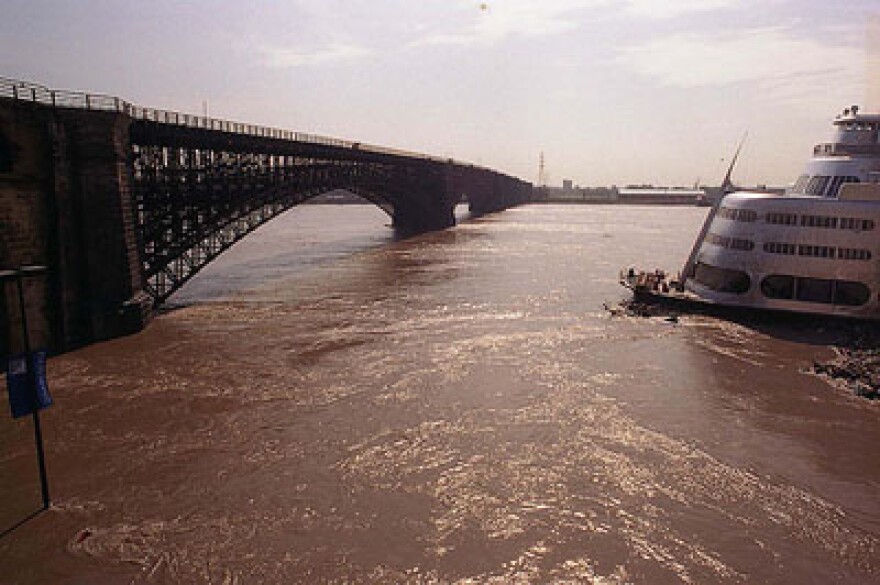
623,105,880,320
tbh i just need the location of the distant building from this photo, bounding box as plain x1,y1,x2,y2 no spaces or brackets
533,185,618,203
616,188,703,205
562,179,573,191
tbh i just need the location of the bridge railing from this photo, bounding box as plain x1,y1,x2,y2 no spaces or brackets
0,77,124,111
0,75,494,171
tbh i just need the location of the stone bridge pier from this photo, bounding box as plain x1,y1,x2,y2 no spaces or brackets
1,101,148,356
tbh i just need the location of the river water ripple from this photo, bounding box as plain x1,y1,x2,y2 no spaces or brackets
1,204,878,584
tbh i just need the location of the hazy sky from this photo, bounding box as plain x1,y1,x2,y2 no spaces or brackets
2,0,878,187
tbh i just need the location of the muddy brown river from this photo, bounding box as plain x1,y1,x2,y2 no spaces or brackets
1,204,878,583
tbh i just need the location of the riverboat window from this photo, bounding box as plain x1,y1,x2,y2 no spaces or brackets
761,275,794,299
839,217,875,231
805,175,830,197
800,214,838,228
763,242,796,255
729,238,754,251
798,244,835,258
706,233,730,248
837,247,872,261
827,176,860,198
796,277,833,303
759,276,870,306
789,175,809,194
706,233,754,251
693,262,751,294
834,281,871,306
717,207,758,222
766,212,797,225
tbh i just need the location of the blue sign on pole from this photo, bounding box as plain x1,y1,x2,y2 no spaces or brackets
6,351,52,419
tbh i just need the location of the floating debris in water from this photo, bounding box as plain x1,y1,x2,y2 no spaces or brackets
604,299,680,320
812,327,880,400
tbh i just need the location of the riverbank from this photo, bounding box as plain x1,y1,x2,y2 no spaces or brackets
812,327,880,399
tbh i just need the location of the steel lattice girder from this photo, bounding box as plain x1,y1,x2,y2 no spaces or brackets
130,123,414,304
129,121,531,305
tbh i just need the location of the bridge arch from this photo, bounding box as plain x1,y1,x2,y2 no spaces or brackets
130,144,449,304
127,119,526,307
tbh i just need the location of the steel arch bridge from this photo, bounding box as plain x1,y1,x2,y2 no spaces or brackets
0,76,531,351
130,119,530,305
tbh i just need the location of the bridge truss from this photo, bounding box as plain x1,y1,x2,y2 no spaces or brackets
129,121,506,305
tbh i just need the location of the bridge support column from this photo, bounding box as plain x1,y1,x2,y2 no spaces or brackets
54,109,152,345
391,165,457,235
0,100,151,354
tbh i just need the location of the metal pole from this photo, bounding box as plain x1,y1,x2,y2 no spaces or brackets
680,133,748,287
14,269,50,509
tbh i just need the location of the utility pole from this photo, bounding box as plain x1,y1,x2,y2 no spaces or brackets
538,151,545,187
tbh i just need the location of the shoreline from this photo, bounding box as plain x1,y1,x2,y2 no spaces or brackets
812,329,880,399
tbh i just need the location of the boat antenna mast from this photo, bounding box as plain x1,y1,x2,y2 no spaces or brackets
719,132,747,195
679,132,748,287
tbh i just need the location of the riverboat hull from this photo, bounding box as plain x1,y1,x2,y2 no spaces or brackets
619,270,877,323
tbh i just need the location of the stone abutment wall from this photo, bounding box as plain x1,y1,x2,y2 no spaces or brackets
0,99,150,356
